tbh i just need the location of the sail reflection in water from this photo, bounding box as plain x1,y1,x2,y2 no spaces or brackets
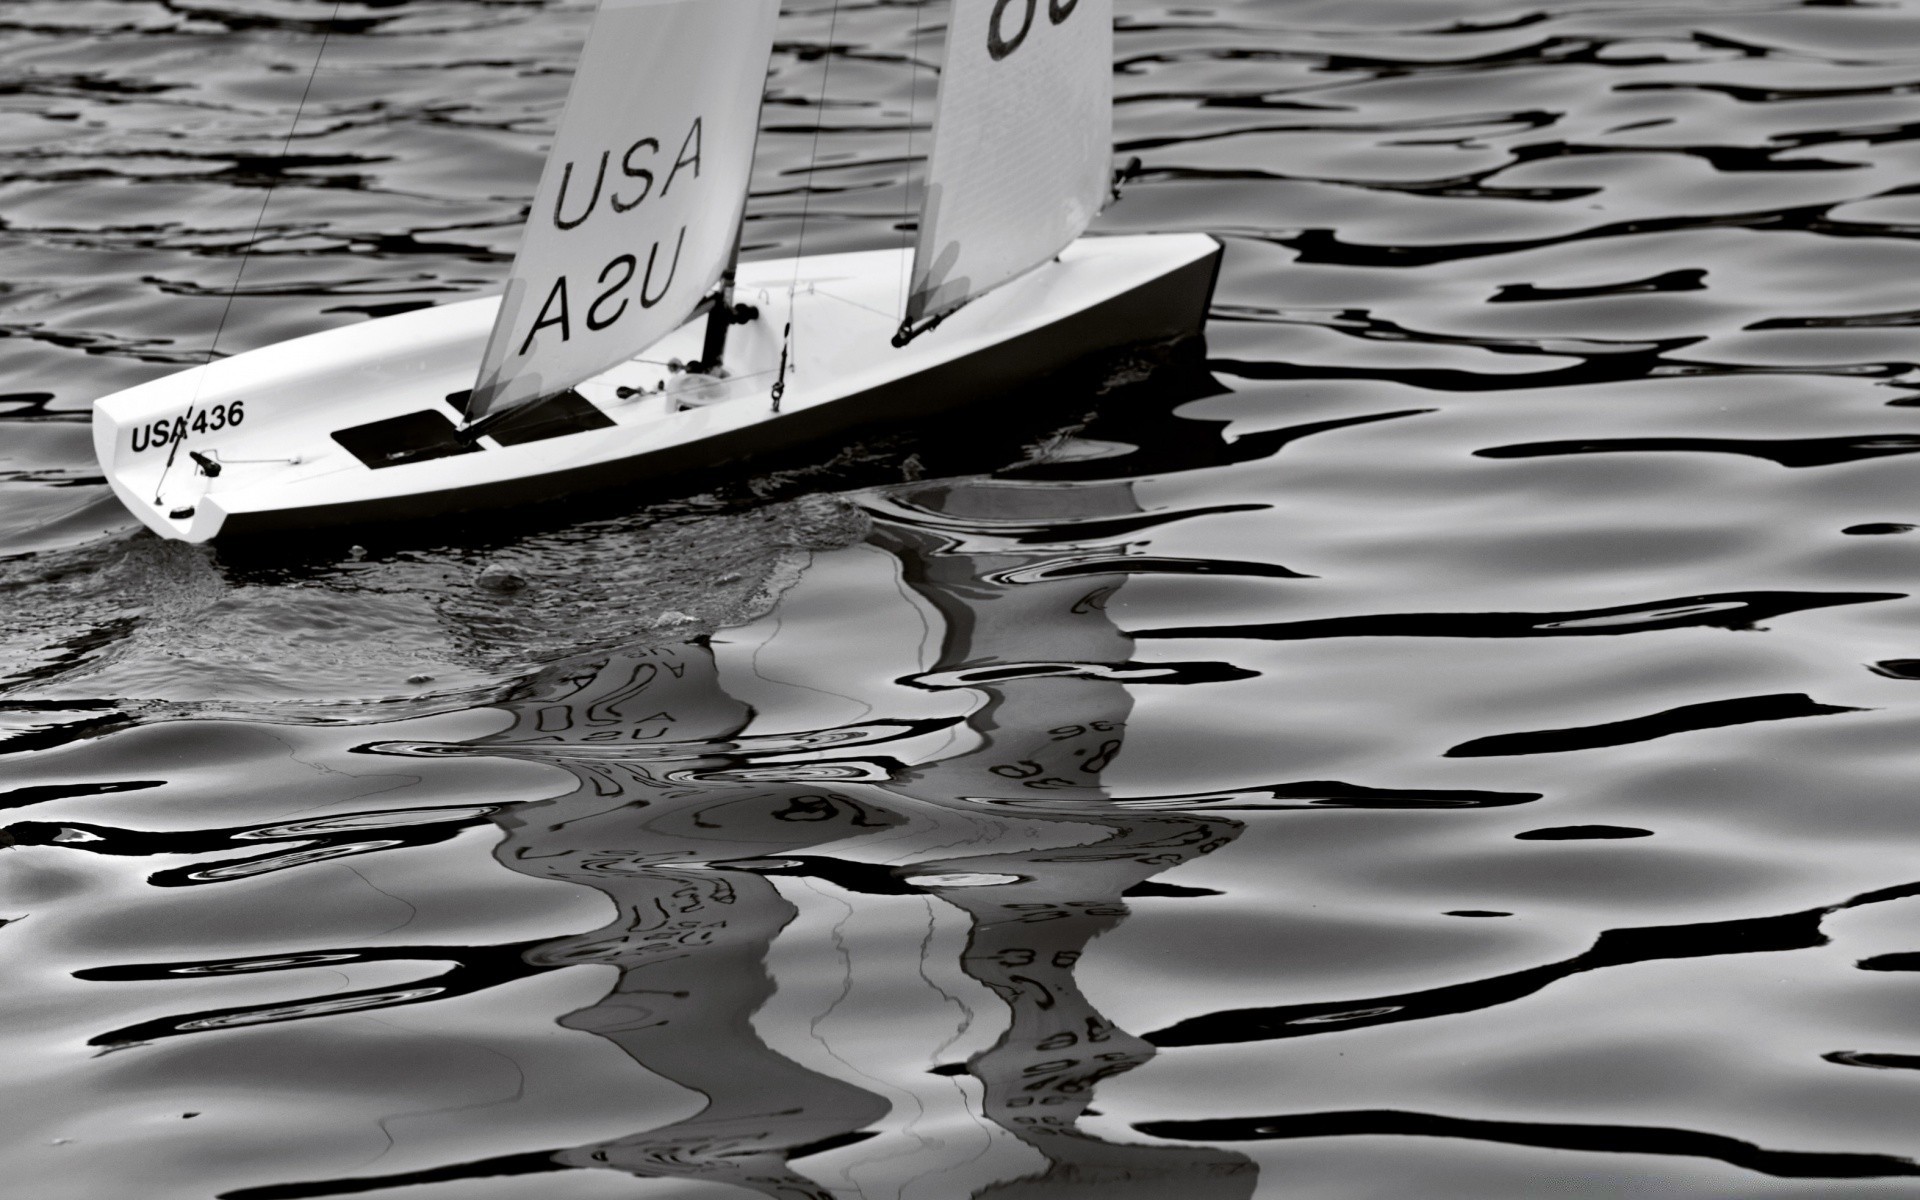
234,478,1257,1198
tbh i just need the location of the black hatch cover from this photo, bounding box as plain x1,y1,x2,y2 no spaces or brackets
335,389,616,469
442,387,615,445
481,389,615,446
331,409,479,470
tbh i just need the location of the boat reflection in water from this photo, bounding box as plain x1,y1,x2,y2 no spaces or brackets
225,473,1256,1199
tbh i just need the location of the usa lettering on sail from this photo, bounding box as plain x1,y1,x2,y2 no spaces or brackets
516,115,703,355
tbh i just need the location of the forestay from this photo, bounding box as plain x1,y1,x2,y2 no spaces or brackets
906,0,1113,325
469,0,778,422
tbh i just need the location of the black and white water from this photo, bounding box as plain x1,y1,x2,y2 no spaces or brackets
9,1,1920,1196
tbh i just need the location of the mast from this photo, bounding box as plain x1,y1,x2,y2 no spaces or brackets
695,91,772,374
697,252,741,372
902,0,1114,337
465,0,780,425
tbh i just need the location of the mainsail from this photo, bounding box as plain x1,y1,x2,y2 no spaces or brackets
468,0,778,422
905,0,1114,326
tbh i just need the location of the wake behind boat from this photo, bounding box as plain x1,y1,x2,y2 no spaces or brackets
92,0,1221,542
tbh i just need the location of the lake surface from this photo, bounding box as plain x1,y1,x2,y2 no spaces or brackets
8,1,1920,1196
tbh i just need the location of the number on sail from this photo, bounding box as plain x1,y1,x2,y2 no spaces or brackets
988,0,1080,60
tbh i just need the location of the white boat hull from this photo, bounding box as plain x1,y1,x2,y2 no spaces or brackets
92,233,1220,542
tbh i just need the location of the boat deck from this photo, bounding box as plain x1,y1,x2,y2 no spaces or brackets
92,233,1221,540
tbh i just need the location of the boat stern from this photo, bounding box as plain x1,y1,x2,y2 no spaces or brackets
92,373,232,543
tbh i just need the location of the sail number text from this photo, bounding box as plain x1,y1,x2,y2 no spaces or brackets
988,0,1077,60
128,401,245,453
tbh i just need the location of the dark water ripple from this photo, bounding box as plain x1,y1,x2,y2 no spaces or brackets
10,1,1920,1197
1133,1110,1920,1181
1140,588,1904,640
1443,691,1864,757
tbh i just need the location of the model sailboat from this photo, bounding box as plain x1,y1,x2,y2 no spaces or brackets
92,0,1220,542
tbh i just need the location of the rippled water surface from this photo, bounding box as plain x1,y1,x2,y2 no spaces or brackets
12,0,1920,1196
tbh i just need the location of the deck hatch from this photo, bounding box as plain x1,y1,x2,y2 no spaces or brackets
484,389,616,446
331,409,481,469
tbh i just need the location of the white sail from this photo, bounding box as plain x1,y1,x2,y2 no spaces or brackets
905,0,1113,326
469,0,778,422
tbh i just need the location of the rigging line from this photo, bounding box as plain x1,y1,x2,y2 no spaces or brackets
613,362,787,404
810,285,896,321
899,0,929,318
776,0,843,410
157,1,344,506
205,6,345,368
790,0,842,274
